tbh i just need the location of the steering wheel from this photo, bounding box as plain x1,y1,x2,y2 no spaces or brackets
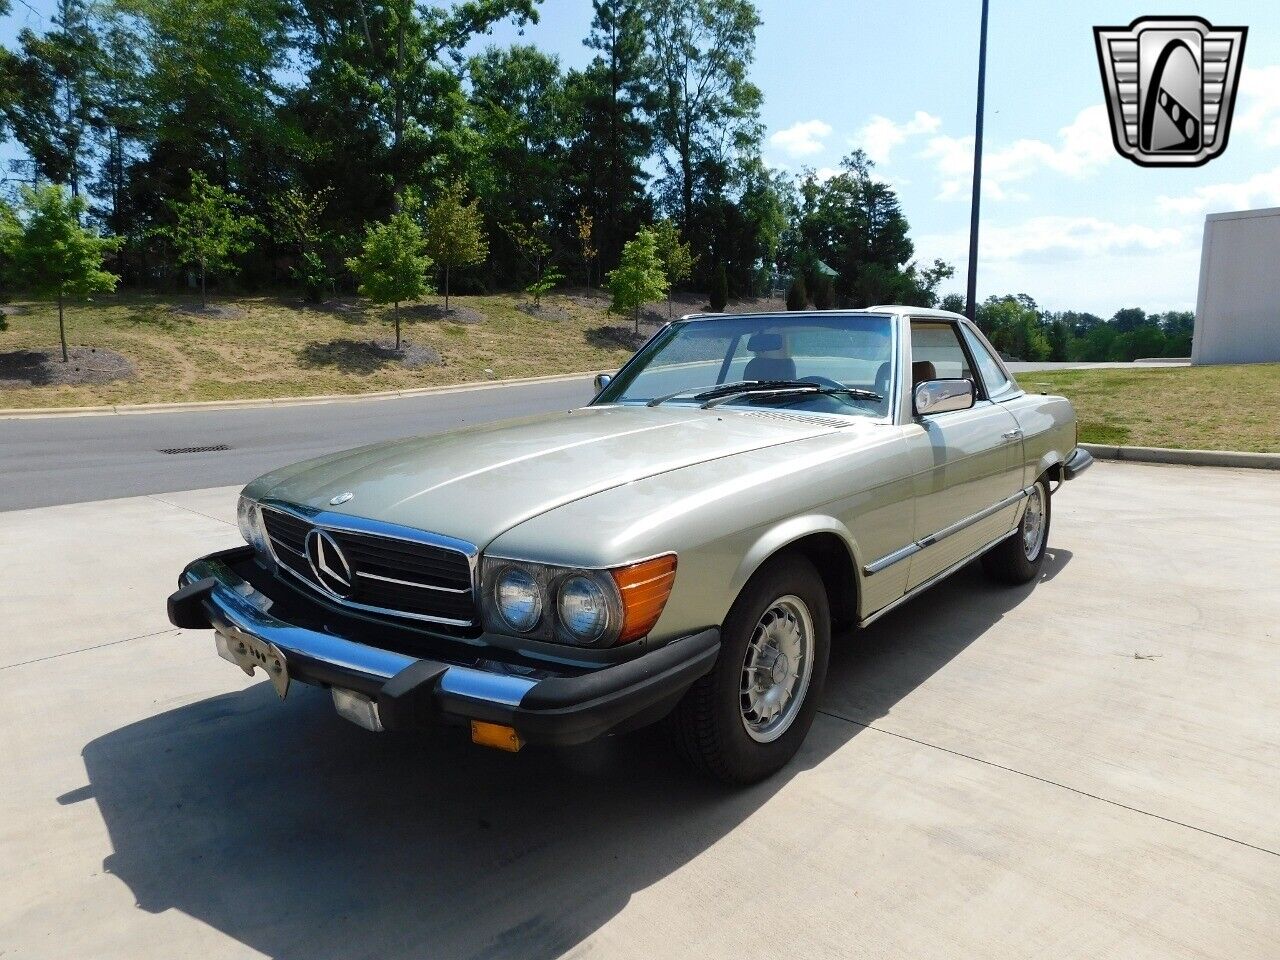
797,375,846,390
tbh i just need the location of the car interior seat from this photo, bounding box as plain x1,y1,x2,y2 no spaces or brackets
743,332,796,382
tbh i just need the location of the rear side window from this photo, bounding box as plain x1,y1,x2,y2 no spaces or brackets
910,321,974,382
959,324,1013,395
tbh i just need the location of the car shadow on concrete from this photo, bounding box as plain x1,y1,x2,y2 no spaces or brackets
71,550,1069,960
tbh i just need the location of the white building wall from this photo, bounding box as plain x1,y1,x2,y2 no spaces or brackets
1193,207,1280,365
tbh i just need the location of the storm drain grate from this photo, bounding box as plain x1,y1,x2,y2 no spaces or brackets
157,443,231,455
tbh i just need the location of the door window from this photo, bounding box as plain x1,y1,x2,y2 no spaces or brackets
910,321,974,384
959,324,1013,396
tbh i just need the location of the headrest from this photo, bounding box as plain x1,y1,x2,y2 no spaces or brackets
911,360,937,386
746,332,784,353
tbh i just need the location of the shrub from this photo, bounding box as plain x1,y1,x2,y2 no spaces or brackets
811,274,834,310
785,274,807,310
709,262,728,312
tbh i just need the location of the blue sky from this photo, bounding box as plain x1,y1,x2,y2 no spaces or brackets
5,0,1278,315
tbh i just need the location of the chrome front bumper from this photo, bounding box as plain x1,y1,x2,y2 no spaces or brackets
169,547,720,744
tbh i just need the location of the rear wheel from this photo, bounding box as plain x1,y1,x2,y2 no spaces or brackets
671,554,830,783
982,476,1051,584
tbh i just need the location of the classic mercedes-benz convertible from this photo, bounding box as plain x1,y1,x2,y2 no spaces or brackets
169,306,1092,782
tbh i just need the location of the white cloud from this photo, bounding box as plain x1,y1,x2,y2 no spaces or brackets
856,111,940,165
917,217,1195,314
922,105,1113,201
1235,65,1280,147
1156,165,1280,216
921,216,1184,265
769,119,832,158
813,166,840,182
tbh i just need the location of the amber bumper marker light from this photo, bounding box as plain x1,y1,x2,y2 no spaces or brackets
611,554,678,645
471,720,524,752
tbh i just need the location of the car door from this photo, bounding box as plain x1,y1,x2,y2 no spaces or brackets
903,318,1024,589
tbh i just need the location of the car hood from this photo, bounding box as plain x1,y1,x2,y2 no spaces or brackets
245,405,851,548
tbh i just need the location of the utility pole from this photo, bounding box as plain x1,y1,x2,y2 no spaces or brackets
965,0,990,322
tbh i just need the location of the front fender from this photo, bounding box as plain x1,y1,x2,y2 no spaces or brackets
729,514,861,599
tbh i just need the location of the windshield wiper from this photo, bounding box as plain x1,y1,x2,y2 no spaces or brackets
647,379,776,407
700,382,883,409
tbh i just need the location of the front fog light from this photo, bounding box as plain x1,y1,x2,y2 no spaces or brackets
558,575,610,644
495,566,542,632
236,497,270,554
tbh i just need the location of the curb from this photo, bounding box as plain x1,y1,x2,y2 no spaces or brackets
1082,443,1280,471
0,370,598,420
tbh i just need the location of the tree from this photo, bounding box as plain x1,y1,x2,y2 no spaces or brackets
162,171,259,308
976,294,1050,361
647,0,762,241
575,207,597,287
0,0,100,199
420,180,488,312
566,0,653,269
6,185,119,361
345,210,432,350
709,261,728,311
270,187,333,302
651,218,694,317
785,274,807,310
607,228,667,332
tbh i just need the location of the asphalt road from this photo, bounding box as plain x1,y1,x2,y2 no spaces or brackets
1,360,1185,511
1,376,596,510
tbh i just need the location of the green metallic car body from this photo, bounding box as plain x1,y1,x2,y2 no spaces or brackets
169,307,1091,779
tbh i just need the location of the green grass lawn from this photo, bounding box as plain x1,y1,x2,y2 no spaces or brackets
0,291,642,409
1024,364,1280,453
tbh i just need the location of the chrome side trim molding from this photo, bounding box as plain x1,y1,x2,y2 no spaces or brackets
863,485,1032,576
859,527,1020,628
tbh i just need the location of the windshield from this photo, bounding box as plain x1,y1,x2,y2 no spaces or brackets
594,313,894,418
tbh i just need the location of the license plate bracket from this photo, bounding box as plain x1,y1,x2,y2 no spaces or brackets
215,629,290,698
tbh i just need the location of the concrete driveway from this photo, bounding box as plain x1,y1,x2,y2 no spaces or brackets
1,461,1277,958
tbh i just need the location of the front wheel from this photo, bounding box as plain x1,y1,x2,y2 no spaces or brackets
670,554,830,784
982,476,1051,584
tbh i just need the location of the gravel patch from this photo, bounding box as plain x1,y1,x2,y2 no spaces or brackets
0,346,136,389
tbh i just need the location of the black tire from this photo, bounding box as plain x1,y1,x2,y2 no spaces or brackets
670,553,830,784
982,475,1052,585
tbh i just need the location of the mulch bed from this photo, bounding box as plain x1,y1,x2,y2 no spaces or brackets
517,302,571,322
297,337,442,374
400,304,485,325
0,346,136,389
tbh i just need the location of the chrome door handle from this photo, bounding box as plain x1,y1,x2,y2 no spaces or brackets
1002,429,1023,440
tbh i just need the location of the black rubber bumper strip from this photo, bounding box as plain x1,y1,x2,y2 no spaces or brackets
1064,446,1095,480
168,576,216,629
520,628,720,709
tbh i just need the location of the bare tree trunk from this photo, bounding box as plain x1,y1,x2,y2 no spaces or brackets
633,305,639,335
444,264,450,312
58,293,68,362
200,263,207,310
394,301,401,350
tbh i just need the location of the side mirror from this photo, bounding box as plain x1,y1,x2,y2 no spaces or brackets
593,372,613,394
914,378,974,416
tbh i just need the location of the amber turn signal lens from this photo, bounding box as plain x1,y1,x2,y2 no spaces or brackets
611,554,678,645
471,720,524,752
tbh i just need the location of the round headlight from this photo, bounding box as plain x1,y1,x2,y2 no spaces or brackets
495,566,542,632
237,497,269,554
558,575,611,644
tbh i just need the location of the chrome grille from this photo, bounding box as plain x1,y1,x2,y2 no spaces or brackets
260,503,477,628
